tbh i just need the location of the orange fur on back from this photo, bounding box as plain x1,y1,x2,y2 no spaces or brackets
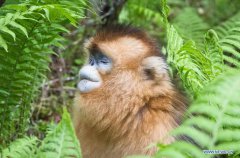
73,25,187,158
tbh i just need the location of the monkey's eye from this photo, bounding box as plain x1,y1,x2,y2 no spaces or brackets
99,58,110,64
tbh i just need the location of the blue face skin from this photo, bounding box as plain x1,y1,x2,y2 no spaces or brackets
89,52,112,73
89,52,111,66
77,52,112,93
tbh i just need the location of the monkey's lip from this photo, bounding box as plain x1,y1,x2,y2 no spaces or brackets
77,79,101,93
80,74,99,82
79,79,99,83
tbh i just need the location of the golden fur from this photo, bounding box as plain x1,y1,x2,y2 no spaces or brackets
73,25,187,158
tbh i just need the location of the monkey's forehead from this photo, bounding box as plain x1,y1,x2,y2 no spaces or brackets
98,37,149,61
85,36,160,68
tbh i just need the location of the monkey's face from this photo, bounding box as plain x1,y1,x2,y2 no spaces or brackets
77,36,149,94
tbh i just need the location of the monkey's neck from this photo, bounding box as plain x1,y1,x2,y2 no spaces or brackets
78,93,184,144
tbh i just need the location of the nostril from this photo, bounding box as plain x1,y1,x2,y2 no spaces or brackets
79,65,101,82
89,58,95,66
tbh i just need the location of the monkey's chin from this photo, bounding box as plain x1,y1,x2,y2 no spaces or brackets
77,79,102,93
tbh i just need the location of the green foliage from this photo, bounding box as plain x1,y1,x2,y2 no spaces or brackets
214,12,240,69
119,0,163,26
36,108,81,158
173,28,224,95
165,17,223,96
204,0,240,25
2,108,81,158
166,1,240,73
155,70,240,158
172,7,209,48
2,136,38,158
159,0,240,97
1,0,240,157
0,0,86,148
155,1,240,157
119,0,164,37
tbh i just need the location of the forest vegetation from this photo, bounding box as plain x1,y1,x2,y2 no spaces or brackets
0,0,240,157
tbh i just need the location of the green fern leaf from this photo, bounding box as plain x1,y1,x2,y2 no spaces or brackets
43,8,50,21
9,21,28,37
0,0,88,149
0,35,8,51
203,29,224,76
2,136,38,158
187,70,240,151
166,25,183,63
0,26,16,41
173,7,209,48
155,70,240,158
160,2,223,96
214,12,240,69
119,0,164,28
160,0,169,24
36,108,82,158
165,26,223,96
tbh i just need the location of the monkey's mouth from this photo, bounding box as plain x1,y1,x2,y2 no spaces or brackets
80,74,99,82
77,78,102,93
77,69,102,93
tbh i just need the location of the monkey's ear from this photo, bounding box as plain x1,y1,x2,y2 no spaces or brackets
140,56,169,82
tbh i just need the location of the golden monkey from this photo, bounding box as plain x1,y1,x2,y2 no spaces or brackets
72,25,187,158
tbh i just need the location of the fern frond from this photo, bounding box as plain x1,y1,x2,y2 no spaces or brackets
119,0,164,28
166,25,223,96
160,0,224,96
128,4,162,23
203,29,224,77
2,136,38,158
155,141,204,158
214,12,240,69
36,108,82,158
173,7,209,48
155,70,240,158
2,109,81,158
0,0,87,148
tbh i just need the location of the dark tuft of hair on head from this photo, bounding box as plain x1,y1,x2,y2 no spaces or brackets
92,24,162,57
95,24,148,41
